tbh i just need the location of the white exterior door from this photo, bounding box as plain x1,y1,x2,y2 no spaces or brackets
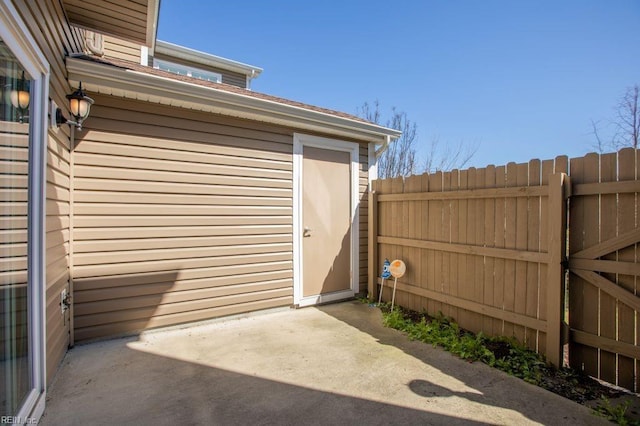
293,134,359,307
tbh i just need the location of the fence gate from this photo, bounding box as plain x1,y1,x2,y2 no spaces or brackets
567,149,640,393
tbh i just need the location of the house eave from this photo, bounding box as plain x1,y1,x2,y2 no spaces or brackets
66,57,401,143
154,40,263,78
62,0,160,48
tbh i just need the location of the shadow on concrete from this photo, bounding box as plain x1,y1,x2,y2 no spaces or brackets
41,339,489,426
41,301,602,425
315,301,601,426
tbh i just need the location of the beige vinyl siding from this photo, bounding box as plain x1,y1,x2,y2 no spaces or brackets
14,0,83,383
103,35,141,63
72,95,295,341
152,53,249,88
63,0,152,45
0,126,29,360
16,1,83,117
45,129,71,381
218,70,247,88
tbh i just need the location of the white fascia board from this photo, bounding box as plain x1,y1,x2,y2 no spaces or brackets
146,0,160,50
66,57,402,143
155,40,263,78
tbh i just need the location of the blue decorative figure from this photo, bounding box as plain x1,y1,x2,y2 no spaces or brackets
381,259,391,279
378,259,391,304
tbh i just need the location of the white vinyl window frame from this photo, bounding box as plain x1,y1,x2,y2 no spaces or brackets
152,58,222,83
293,133,360,307
0,1,49,422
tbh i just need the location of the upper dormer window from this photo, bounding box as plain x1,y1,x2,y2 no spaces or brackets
153,58,222,83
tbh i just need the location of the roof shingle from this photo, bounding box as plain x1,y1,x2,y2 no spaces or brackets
73,55,372,125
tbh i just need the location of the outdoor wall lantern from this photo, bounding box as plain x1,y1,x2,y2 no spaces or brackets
10,71,30,123
55,82,94,130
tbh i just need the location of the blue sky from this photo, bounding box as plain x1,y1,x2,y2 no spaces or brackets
158,1,640,170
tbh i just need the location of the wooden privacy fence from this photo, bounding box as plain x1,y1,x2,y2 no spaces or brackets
567,150,640,392
368,148,640,393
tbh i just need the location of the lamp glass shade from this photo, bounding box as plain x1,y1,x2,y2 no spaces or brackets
10,89,29,110
66,83,94,123
69,97,91,120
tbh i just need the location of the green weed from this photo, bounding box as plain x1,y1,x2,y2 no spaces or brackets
593,397,638,425
380,306,640,424
380,308,547,384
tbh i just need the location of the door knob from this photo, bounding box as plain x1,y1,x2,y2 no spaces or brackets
303,227,312,237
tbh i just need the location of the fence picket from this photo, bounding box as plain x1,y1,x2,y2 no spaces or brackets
538,159,554,356
515,162,529,343
465,168,480,333
504,163,518,338
431,172,444,315
370,148,638,392
392,177,404,304
406,174,421,312
441,171,452,318
378,177,392,303
474,167,486,334
420,173,430,311
617,148,637,391
526,159,542,351
494,165,507,336
449,170,460,321
569,153,600,377
464,167,476,330
600,152,618,384
484,165,497,334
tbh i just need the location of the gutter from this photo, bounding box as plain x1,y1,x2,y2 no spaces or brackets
66,57,402,143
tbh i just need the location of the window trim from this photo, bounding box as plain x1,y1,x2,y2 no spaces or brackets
152,57,222,83
0,0,50,422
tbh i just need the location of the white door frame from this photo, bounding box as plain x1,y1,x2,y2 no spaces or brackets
293,133,359,307
0,1,49,422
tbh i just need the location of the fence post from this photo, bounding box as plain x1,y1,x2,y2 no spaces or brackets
368,190,378,300
546,172,570,366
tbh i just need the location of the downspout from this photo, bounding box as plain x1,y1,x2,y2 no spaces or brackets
246,69,257,90
375,134,392,158
84,31,104,57
369,135,394,185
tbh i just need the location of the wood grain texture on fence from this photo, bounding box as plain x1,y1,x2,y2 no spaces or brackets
372,157,569,364
568,148,639,392
371,149,639,391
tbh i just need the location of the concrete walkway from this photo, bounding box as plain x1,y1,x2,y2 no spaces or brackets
41,301,605,425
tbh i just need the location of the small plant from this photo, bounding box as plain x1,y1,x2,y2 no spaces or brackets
382,306,409,330
491,339,547,385
379,305,639,424
593,397,639,425
380,308,548,384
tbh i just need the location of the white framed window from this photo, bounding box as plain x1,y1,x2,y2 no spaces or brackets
152,58,222,83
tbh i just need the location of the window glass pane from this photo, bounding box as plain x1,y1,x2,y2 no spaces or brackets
153,58,222,83
0,37,31,417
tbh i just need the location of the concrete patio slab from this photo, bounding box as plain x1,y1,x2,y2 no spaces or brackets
40,301,606,425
